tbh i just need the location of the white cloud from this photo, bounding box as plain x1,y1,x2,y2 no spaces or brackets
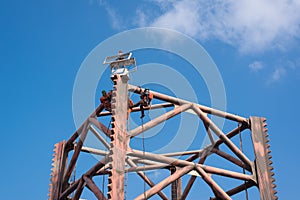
105,6,124,30
99,0,300,54
151,1,202,38
249,61,264,71
135,9,147,27
144,0,300,53
270,67,286,82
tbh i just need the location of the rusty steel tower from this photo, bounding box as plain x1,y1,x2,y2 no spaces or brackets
49,52,277,200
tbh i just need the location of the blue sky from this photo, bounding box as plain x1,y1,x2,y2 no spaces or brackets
1,0,300,199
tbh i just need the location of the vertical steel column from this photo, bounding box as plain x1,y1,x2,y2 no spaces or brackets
49,141,67,200
171,167,182,200
107,74,129,200
250,117,277,200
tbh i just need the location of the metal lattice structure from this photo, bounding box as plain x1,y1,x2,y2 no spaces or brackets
49,53,277,200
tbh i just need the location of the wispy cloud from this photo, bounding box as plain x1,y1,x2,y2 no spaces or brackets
151,1,202,38
98,0,300,83
267,58,300,83
105,6,124,30
135,9,147,27
98,0,300,54
143,0,300,54
95,0,126,30
249,61,264,71
270,67,286,82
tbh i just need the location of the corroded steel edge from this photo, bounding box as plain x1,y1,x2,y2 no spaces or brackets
48,141,66,200
107,74,128,200
107,74,118,199
250,117,277,200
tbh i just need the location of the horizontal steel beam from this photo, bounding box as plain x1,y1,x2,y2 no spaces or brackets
129,84,248,124
129,149,254,182
81,146,109,156
126,163,170,173
99,103,174,116
160,149,207,157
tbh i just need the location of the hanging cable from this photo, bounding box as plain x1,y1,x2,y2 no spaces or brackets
141,118,146,199
238,122,249,200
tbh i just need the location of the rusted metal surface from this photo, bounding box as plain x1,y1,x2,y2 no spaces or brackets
181,156,207,200
135,165,194,200
170,167,182,200
49,67,277,199
63,121,89,190
192,105,253,169
89,125,110,149
89,117,112,137
250,117,277,200
83,175,107,200
107,74,129,200
211,148,252,172
126,158,169,200
128,103,191,138
72,178,85,200
195,165,231,200
48,106,111,199
129,84,249,124
60,156,109,199
59,179,80,199
129,149,254,182
99,102,174,116
49,141,67,200
210,181,255,200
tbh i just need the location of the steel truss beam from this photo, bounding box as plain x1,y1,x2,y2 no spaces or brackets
49,79,277,200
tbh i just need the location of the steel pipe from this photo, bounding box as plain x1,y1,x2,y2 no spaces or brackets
192,105,252,169
99,103,174,116
135,165,194,200
129,149,253,181
126,158,168,200
211,148,252,172
81,146,109,156
59,179,80,199
72,178,84,200
63,122,89,188
194,165,231,200
129,84,248,124
126,163,170,173
89,125,110,149
89,117,112,137
181,156,207,200
210,181,255,200
83,175,107,200
129,103,192,138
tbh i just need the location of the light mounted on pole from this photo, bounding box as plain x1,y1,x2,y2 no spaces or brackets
103,50,137,76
